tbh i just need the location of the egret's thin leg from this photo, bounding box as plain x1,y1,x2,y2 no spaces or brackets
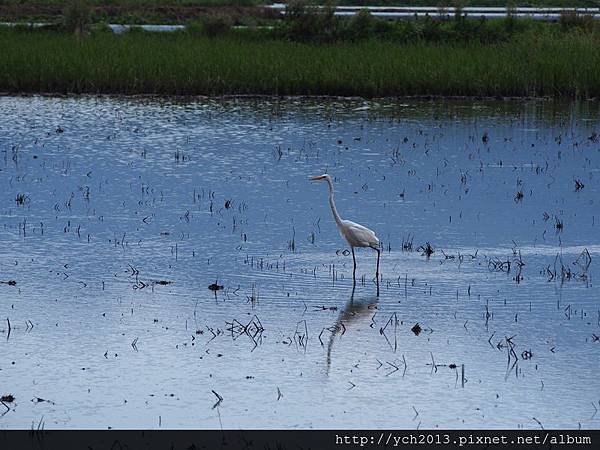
374,247,380,297
351,247,357,281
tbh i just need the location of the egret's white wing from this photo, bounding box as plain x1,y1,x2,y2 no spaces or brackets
342,220,379,247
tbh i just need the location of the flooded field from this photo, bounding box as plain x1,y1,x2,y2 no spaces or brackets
0,96,599,429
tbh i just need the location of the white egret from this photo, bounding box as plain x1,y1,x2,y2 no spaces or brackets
309,174,381,285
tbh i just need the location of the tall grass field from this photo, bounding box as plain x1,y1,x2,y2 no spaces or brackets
1,27,599,98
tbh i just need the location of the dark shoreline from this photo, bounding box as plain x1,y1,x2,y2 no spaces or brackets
2,2,600,25
0,4,278,26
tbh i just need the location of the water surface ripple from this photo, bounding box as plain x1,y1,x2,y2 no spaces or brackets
0,96,599,429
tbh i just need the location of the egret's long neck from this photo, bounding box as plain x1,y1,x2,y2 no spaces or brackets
326,177,343,227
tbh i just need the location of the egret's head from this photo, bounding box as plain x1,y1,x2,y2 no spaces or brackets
309,174,329,182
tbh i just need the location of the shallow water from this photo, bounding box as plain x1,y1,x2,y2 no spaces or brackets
0,96,599,429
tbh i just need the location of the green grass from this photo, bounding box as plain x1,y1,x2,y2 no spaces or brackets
1,26,599,98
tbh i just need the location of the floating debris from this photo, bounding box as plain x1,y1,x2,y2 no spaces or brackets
402,234,414,252
514,190,524,203
32,397,55,405
211,390,223,409
225,315,264,350
521,350,533,360
554,217,564,233
411,323,422,336
1,394,14,403
488,257,511,273
417,242,434,258
15,193,28,205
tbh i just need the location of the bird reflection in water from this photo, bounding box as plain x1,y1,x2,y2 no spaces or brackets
326,286,379,374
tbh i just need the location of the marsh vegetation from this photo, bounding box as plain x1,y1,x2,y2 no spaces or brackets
2,12,600,98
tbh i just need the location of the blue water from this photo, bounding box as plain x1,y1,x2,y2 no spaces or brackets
0,96,598,429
